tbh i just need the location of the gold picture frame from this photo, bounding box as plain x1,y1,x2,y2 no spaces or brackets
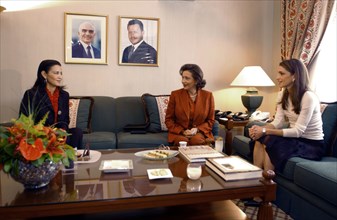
118,16,159,67
65,12,108,64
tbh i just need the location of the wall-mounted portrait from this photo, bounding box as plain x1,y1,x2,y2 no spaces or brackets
65,13,108,65
119,16,159,67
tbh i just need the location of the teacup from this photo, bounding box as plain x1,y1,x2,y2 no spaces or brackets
179,141,187,148
187,163,202,180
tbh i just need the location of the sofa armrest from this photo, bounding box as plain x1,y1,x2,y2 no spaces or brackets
212,120,220,137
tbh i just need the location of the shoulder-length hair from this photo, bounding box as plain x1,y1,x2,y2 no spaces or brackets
179,64,206,89
279,59,310,114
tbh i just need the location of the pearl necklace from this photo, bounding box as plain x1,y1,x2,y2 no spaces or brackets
189,92,197,101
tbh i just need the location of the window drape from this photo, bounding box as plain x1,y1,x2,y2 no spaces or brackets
280,0,335,66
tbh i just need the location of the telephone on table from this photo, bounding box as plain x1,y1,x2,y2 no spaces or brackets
215,110,249,121
215,110,231,121
250,111,271,122
232,112,249,121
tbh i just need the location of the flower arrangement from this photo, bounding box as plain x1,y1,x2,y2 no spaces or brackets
0,113,75,174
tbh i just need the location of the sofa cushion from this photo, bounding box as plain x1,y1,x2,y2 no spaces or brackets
274,175,337,220
117,132,169,149
141,93,170,133
279,157,311,180
83,132,117,150
69,97,94,133
90,96,116,132
321,102,337,156
212,120,219,137
232,135,252,161
232,136,321,181
294,157,337,206
115,97,148,133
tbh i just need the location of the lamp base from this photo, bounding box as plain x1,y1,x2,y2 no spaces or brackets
241,90,263,115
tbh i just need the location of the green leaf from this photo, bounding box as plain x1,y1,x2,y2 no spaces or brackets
4,144,17,157
37,112,49,127
62,157,70,167
65,147,75,160
34,156,46,166
4,160,12,173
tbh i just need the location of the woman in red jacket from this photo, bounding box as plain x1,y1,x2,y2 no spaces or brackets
165,64,215,146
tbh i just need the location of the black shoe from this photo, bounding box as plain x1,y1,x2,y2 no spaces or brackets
241,197,253,202
243,199,260,207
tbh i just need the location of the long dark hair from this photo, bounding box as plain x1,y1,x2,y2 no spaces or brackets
279,59,310,114
179,64,206,89
32,59,62,89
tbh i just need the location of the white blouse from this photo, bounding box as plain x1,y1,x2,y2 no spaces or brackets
271,90,324,140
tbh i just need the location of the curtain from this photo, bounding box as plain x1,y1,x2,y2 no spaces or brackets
281,0,335,66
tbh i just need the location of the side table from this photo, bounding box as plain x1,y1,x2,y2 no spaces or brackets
218,118,249,155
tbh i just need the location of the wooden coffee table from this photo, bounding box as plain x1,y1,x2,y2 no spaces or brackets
0,149,276,220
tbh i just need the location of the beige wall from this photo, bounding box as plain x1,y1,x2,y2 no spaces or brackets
0,0,280,122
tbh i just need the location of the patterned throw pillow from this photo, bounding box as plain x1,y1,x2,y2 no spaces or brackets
141,93,170,133
69,99,80,129
69,97,94,133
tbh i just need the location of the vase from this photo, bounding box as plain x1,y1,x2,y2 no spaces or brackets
10,160,61,189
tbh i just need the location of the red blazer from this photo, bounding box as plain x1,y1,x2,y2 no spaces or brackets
165,88,215,143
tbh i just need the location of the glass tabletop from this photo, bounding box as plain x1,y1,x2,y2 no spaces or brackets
0,149,263,208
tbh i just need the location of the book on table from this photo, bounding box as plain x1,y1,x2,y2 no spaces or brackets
205,156,262,181
178,145,224,163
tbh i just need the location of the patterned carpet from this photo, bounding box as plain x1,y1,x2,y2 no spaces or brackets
233,199,293,220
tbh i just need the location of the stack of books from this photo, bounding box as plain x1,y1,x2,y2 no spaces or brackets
179,145,224,163
205,156,262,181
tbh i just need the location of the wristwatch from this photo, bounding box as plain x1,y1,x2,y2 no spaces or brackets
262,128,266,135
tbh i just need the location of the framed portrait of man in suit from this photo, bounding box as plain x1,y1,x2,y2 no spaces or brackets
119,16,159,67
65,13,108,65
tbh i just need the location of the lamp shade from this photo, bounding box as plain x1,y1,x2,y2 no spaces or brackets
230,66,275,87
230,66,275,115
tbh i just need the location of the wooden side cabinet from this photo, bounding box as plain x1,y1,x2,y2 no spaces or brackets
218,119,249,155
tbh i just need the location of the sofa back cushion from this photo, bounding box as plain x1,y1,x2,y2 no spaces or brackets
321,102,337,157
90,96,116,132
115,97,147,133
69,97,94,133
141,93,170,133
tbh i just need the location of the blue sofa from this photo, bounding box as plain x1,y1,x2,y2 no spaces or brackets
231,102,337,220
0,95,219,150
77,96,219,150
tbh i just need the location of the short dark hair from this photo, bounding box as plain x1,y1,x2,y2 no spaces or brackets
179,64,206,89
127,19,144,31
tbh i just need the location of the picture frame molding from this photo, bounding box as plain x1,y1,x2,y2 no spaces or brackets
118,16,160,67
64,12,108,65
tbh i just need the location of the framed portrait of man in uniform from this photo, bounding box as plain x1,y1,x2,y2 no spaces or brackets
65,12,108,65
119,16,159,67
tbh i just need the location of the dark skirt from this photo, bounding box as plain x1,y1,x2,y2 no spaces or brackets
249,135,324,172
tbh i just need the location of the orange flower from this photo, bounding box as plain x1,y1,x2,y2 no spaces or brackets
1,113,75,174
19,138,47,161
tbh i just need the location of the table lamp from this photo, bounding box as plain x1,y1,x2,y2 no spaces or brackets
230,66,275,115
